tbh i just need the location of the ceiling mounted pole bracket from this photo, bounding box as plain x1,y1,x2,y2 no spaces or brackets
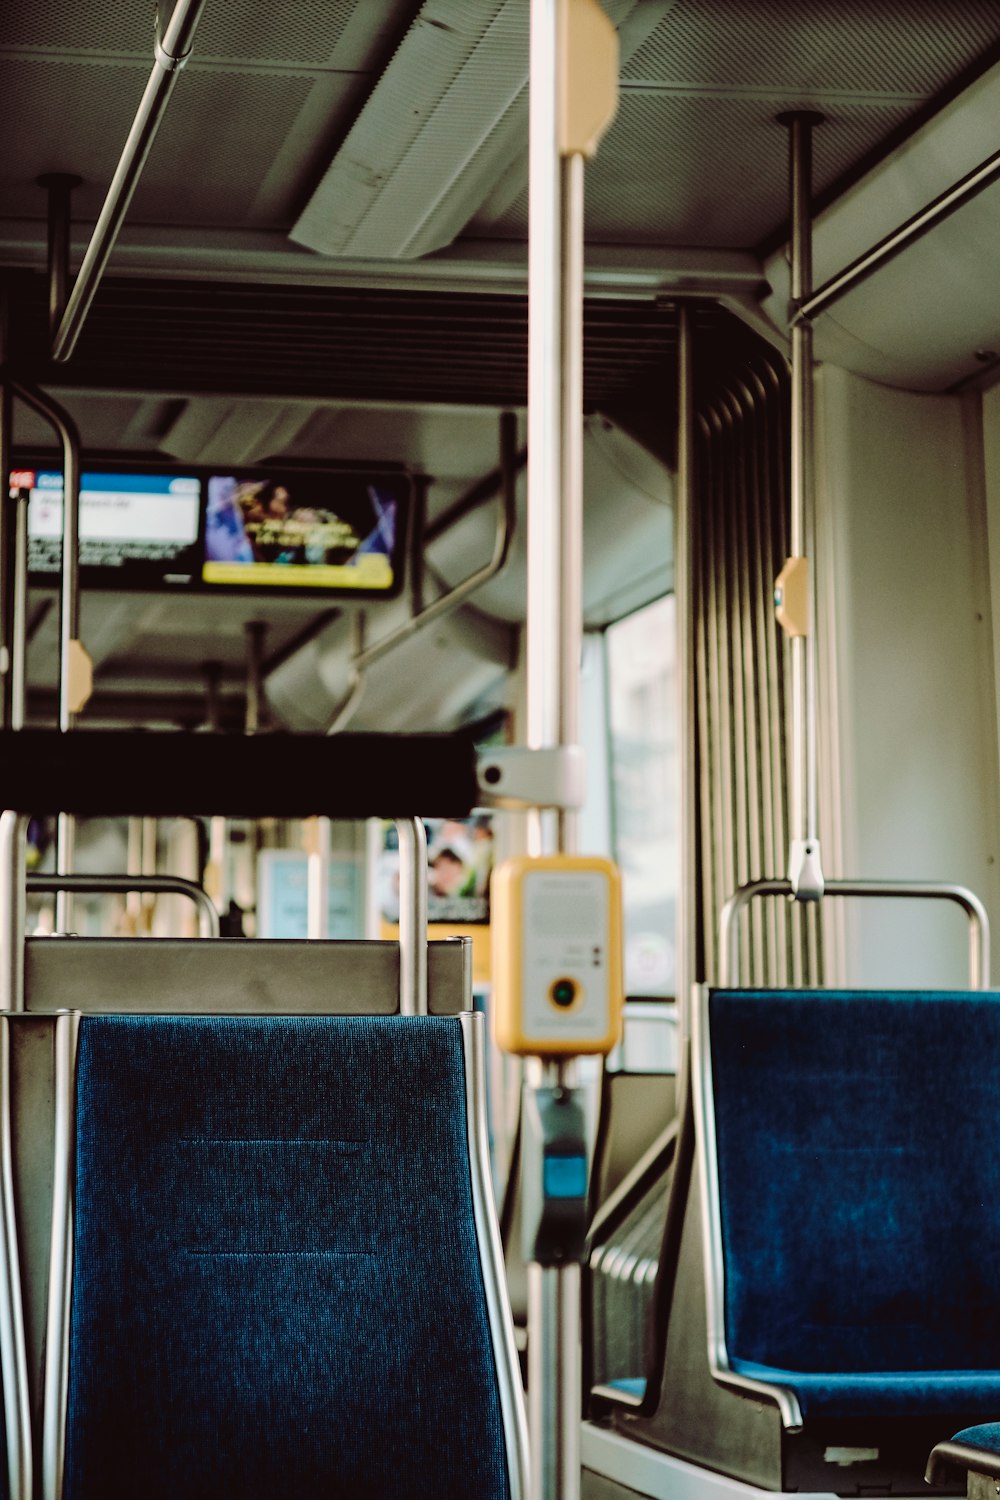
153,30,193,71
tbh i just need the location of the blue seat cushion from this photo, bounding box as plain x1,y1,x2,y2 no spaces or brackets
64,1014,509,1500
732,1364,1000,1421
949,1423,1000,1451
608,1377,646,1399
711,990,1000,1420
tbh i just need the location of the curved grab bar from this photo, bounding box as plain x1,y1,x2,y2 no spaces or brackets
27,874,220,939
325,410,518,736
718,877,990,990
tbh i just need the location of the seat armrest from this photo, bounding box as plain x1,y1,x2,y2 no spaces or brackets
926,1440,1000,1485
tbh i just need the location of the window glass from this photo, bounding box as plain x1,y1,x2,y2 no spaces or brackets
606,595,677,997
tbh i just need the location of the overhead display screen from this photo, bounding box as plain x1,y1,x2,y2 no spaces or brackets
202,472,405,594
8,464,409,597
14,469,201,585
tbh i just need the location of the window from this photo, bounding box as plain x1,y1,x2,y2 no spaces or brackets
606,595,677,997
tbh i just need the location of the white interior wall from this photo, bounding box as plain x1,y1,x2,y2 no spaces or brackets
981,383,1000,756
815,365,1000,988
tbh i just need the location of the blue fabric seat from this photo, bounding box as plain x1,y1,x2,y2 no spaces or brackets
709,989,1000,1422
61,1014,514,1500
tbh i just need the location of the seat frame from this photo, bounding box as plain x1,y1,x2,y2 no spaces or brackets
692,984,802,1429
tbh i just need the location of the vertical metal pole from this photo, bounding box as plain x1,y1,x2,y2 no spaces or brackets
676,306,697,1007
55,400,81,930
5,381,82,930
41,1009,79,1500
56,392,80,931
395,816,427,1016
125,816,143,933
779,112,823,897
527,0,563,862
526,0,613,1494
0,1015,32,1500
410,475,428,617
203,662,229,920
208,816,228,916
57,432,81,738
140,816,158,933
9,493,26,735
306,817,331,940
244,623,267,936
558,152,585,858
38,174,80,345
527,1224,580,1500
0,379,11,732
0,814,26,1013
364,817,383,940
244,620,267,736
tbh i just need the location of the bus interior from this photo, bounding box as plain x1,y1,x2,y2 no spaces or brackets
4,2,1000,1499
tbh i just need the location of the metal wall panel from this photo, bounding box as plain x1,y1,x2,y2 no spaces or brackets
694,348,821,986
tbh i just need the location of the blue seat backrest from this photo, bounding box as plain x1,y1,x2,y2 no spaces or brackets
64,1014,509,1500
710,990,1000,1375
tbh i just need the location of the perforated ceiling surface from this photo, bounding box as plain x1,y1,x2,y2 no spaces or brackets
478,92,921,247
470,0,1000,247
622,0,1000,92
0,0,421,227
4,0,357,61
4,0,999,255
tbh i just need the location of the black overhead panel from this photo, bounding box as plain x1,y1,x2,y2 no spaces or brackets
9,274,744,412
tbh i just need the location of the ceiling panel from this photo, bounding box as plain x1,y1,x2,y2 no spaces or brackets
0,57,150,222
2,0,167,54
5,0,999,261
0,59,356,228
181,0,357,67
289,407,514,484
127,70,319,227
0,0,422,230
11,392,174,453
475,92,919,246
468,0,1000,250
2,0,388,67
26,588,332,690
623,0,1000,94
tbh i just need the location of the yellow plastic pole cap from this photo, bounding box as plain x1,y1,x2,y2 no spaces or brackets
558,0,619,158
67,638,93,714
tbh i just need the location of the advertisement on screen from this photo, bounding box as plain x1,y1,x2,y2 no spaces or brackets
12,470,201,584
379,817,494,926
202,471,405,594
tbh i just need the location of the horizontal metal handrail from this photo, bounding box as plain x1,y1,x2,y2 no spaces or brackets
798,141,1000,324
27,874,219,939
51,0,207,362
718,876,990,990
